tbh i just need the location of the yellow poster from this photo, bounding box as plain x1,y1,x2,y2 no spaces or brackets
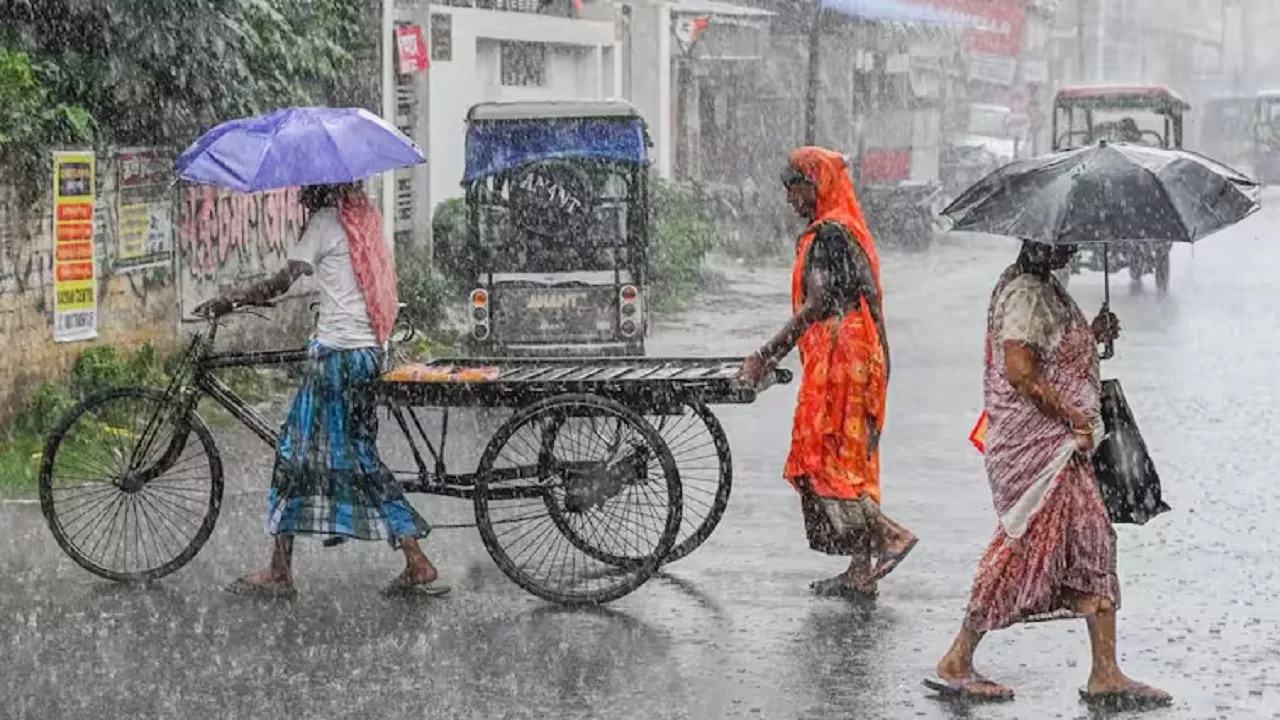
118,202,149,260
53,151,98,342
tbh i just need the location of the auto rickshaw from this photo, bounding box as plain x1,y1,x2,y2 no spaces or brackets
1051,84,1190,292
461,99,652,357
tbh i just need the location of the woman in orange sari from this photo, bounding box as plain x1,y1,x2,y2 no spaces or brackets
740,147,917,598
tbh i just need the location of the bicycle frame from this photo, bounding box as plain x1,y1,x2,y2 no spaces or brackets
199,347,307,446
128,310,551,503
123,315,304,486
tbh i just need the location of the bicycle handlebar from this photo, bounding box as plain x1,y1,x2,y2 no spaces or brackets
183,299,276,325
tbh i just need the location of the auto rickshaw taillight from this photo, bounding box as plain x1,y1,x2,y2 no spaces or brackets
619,285,641,337
470,288,490,340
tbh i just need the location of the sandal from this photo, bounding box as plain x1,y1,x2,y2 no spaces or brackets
810,576,878,600
381,573,452,598
872,536,919,581
922,675,1015,702
225,577,298,600
1079,682,1172,711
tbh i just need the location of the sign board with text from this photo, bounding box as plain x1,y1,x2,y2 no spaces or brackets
52,151,99,342
117,147,175,271
396,25,429,74
509,161,594,238
912,0,1026,85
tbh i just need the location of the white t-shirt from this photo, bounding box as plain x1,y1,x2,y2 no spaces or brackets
288,207,379,349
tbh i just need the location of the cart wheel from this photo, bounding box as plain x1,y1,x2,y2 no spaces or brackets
645,400,731,564
536,400,730,566
1155,246,1171,294
39,387,224,583
473,393,681,605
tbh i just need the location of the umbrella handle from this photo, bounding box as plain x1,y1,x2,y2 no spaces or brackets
1099,246,1115,361
1098,295,1115,361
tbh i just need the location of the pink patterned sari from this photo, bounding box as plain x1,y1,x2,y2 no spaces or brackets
964,266,1119,632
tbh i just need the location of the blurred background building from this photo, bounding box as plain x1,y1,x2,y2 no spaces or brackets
389,0,1280,253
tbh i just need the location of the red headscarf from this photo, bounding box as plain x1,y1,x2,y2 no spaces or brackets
338,191,399,345
787,146,883,301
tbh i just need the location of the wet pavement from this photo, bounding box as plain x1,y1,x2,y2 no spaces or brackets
6,193,1280,719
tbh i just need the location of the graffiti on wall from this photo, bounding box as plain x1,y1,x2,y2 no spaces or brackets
177,185,309,310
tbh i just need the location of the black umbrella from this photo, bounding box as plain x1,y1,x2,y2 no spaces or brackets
943,141,1258,245
942,141,1260,358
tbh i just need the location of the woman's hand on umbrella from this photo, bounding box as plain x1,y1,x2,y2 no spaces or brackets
1091,310,1121,343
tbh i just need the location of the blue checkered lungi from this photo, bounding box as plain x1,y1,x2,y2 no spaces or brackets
266,340,429,541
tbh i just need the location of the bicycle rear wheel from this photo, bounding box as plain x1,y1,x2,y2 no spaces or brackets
39,387,224,582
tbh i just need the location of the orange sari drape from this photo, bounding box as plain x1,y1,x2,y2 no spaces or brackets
782,147,888,505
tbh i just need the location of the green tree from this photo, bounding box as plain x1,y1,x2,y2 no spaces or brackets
0,48,94,206
1,0,376,210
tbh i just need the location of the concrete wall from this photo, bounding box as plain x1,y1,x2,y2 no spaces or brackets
408,6,621,203
0,154,180,423
0,151,316,426
625,2,673,178
175,183,319,346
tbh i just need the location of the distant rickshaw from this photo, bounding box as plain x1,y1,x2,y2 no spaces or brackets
1198,94,1254,172
1251,89,1280,185
1052,84,1191,292
462,99,652,357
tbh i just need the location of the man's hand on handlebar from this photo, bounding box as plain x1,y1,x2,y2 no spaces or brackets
191,294,277,320
192,296,236,319
192,262,307,321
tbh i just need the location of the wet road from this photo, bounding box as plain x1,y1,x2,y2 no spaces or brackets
6,194,1280,719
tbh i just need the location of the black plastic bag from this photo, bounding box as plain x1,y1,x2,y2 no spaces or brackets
1092,379,1172,525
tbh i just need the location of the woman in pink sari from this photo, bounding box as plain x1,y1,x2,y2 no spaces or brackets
927,241,1170,709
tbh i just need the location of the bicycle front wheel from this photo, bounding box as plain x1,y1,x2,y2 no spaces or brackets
39,387,224,582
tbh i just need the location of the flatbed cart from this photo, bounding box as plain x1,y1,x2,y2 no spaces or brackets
38,309,791,605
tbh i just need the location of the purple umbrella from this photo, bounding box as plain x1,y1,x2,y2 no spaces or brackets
175,106,426,193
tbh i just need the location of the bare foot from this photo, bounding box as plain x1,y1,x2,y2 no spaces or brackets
402,558,439,585
1085,672,1171,706
244,569,290,585
226,570,295,598
883,529,917,556
936,654,971,682
872,531,918,581
932,658,1014,700
810,575,877,598
843,567,877,594
383,560,450,597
